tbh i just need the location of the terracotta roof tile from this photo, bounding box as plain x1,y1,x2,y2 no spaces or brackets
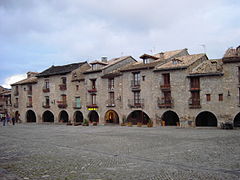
11,76,38,86
190,59,223,75
155,54,206,71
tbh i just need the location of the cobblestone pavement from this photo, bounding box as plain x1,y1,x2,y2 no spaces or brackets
0,124,240,180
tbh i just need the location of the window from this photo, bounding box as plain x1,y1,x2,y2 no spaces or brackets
61,77,67,85
44,80,49,89
133,72,140,85
162,73,170,85
134,91,140,104
61,94,67,103
109,92,114,102
219,94,223,101
142,76,145,81
190,77,200,89
76,85,79,91
91,94,97,105
108,78,114,90
191,92,200,104
206,94,211,101
45,96,50,106
91,79,96,89
75,97,81,108
143,59,150,64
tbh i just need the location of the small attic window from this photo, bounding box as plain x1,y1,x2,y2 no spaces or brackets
92,64,97,70
172,59,182,65
143,59,150,64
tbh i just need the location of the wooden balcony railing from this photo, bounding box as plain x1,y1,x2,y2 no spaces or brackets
157,97,174,108
160,84,171,91
128,99,144,108
86,103,98,108
106,99,115,107
189,86,200,91
42,102,50,108
26,102,33,108
42,87,50,93
59,84,67,91
73,102,82,109
57,101,67,108
188,98,201,108
88,88,97,93
131,80,141,90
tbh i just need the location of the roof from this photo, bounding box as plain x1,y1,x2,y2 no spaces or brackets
11,76,38,86
90,60,108,65
155,54,206,71
121,49,188,72
189,59,223,77
84,56,135,74
37,62,87,77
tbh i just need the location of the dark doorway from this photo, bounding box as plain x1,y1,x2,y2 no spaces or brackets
88,111,99,123
74,111,83,123
161,111,180,126
26,110,36,123
105,110,119,124
42,111,54,123
196,111,217,127
59,110,69,123
234,113,240,127
127,110,150,125
15,111,20,123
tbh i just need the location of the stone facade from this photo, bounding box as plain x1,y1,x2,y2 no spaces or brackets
10,46,240,128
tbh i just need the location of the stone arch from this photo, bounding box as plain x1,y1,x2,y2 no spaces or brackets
105,110,119,124
88,111,99,123
127,110,150,125
161,110,180,126
74,111,84,123
59,110,69,123
42,110,54,123
196,111,217,127
26,110,36,123
233,112,240,127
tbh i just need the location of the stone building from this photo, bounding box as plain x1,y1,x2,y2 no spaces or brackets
0,86,11,116
10,46,240,127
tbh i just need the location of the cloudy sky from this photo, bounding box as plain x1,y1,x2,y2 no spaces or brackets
0,0,239,88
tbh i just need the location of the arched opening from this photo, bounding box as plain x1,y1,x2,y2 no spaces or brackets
59,110,69,123
234,113,240,127
42,110,54,123
127,110,150,125
105,110,119,124
161,110,180,126
74,111,83,123
88,111,99,123
15,111,20,123
196,111,217,127
26,110,36,123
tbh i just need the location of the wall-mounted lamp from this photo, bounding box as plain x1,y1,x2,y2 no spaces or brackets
227,90,231,97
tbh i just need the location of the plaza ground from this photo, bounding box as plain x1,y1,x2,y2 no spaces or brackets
0,124,240,180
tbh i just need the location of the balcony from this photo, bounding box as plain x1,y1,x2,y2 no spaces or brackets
42,87,50,93
157,97,174,108
13,103,19,108
88,88,97,93
42,102,50,108
128,99,144,108
160,84,171,91
26,102,33,108
188,98,201,109
57,101,67,108
73,102,82,109
106,99,115,107
59,84,67,91
14,91,19,96
27,90,32,95
190,86,200,91
131,80,141,90
86,103,98,108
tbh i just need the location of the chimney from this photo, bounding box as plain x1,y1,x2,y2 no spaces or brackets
101,56,108,63
159,52,164,60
